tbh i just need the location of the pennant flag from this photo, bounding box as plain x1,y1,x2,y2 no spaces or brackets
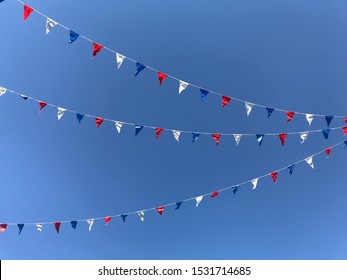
115,122,123,133
222,96,231,107
175,202,182,210
116,53,126,69
266,107,274,118
344,127,347,136
69,30,79,43
256,134,264,146
288,164,295,176
305,156,314,169
24,4,34,21
92,42,103,58
212,133,221,145
156,206,164,216
0,224,7,234
251,178,259,190
57,107,66,120
158,72,168,86
95,117,104,128
178,80,188,94
135,63,146,77
87,219,94,231
17,224,24,235
210,191,219,198
54,222,61,234
39,101,47,112
104,216,112,225
300,132,308,143
245,102,254,116
232,186,239,194
76,113,84,123
36,224,43,232
279,133,287,146
155,128,164,139
345,140,347,148
0,0,5,3
322,129,330,139
345,117,347,123
138,211,145,222
270,172,278,183
135,125,144,136
200,89,209,101
46,17,57,35
234,134,242,146
71,221,78,229
192,133,200,143
325,147,332,157
306,114,314,126
0,86,7,96
172,130,181,142
325,116,334,127
20,94,28,100
286,111,295,122
195,196,203,207
121,215,128,223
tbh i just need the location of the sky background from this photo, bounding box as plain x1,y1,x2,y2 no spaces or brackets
0,0,347,260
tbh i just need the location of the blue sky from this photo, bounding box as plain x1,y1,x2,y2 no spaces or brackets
0,0,347,259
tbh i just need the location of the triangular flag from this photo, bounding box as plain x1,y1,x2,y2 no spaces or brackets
24,4,34,21
69,30,79,43
288,164,295,176
212,133,221,145
200,89,209,101
172,130,181,142
87,219,94,231
232,186,239,194
306,114,314,126
222,96,231,107
270,172,278,183
325,147,332,157
155,128,164,139
325,116,334,127
0,86,7,96
138,211,145,222
20,94,28,100
251,178,259,190
92,42,103,58
121,215,128,223
233,134,242,146
256,134,264,146
39,101,47,111
54,222,61,234
345,140,347,148
115,122,123,133
36,224,43,232
95,117,104,128
17,224,24,235
135,63,146,77
0,224,7,234
175,202,182,210
279,133,287,146
245,102,254,116
76,113,84,123
156,206,164,216
343,127,347,136
104,216,112,225
322,129,330,139
266,107,274,118
135,125,144,136
192,133,200,143
300,132,308,143
210,191,219,198
46,17,57,35
305,156,314,169
57,107,66,120
345,117,347,123
71,221,78,229
286,111,295,122
178,80,188,94
158,72,168,86
116,53,126,69
195,196,203,207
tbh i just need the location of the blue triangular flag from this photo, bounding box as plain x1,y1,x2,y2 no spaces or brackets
20,94,28,100
175,202,182,210
135,125,144,136
232,186,239,194
135,63,146,77
266,107,274,118
322,129,330,139
0,1,6,3
344,140,347,148
192,133,200,143
256,134,265,146
69,30,79,44
325,116,334,127
121,215,128,223
200,89,209,101
71,221,78,229
76,113,84,123
17,224,24,235
288,164,295,176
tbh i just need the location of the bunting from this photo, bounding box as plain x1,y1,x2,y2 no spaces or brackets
0,224,8,234
76,113,84,123
266,107,274,118
245,103,254,116
232,186,238,194
95,117,104,128
234,134,242,146
71,221,78,229
212,133,221,145
300,132,308,144
305,156,314,169
92,42,103,58
156,206,164,216
251,178,259,190
115,122,123,133
17,224,24,235
279,133,287,146
192,133,200,143
104,217,112,225
222,96,231,107
175,202,182,210
288,164,295,176
116,53,126,69
57,107,66,120
256,134,264,146
172,130,181,142
121,215,127,223
325,147,332,157
87,219,94,231
69,30,79,44
178,80,188,94
45,18,57,35
39,101,47,112
195,196,203,207
54,222,61,234
135,63,146,77
306,114,314,126
210,191,219,198
344,127,347,136
270,172,278,183
0,86,6,96
135,125,144,136
200,89,209,101
155,128,164,139
286,112,295,122
23,4,33,21
158,72,168,86
138,211,145,222
36,224,43,232
325,116,334,127
322,129,330,139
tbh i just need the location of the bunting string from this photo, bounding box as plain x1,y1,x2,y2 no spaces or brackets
5,0,346,124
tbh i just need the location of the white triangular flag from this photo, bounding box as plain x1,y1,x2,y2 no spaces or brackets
195,196,203,207
178,80,188,94
0,86,7,96
251,178,259,190
245,102,254,116
36,224,43,232
233,134,242,146
46,18,57,35
306,114,314,126
87,219,94,231
300,132,308,143
172,130,181,142
305,156,314,169
57,107,66,120
138,211,145,222
115,121,123,133
116,53,126,69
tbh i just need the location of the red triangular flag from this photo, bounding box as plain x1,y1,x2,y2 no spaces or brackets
0,224,8,234
39,101,47,111
156,206,164,216
212,133,221,145
325,147,332,157
92,42,103,58
54,222,61,234
210,191,219,198
270,172,278,183
222,96,231,107
286,111,295,122
343,127,347,136
95,117,104,128
156,128,164,139
104,216,112,225
24,4,34,21
158,72,168,86
279,133,287,146
345,116,347,123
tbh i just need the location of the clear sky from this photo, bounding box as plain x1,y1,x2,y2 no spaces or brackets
0,0,347,260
